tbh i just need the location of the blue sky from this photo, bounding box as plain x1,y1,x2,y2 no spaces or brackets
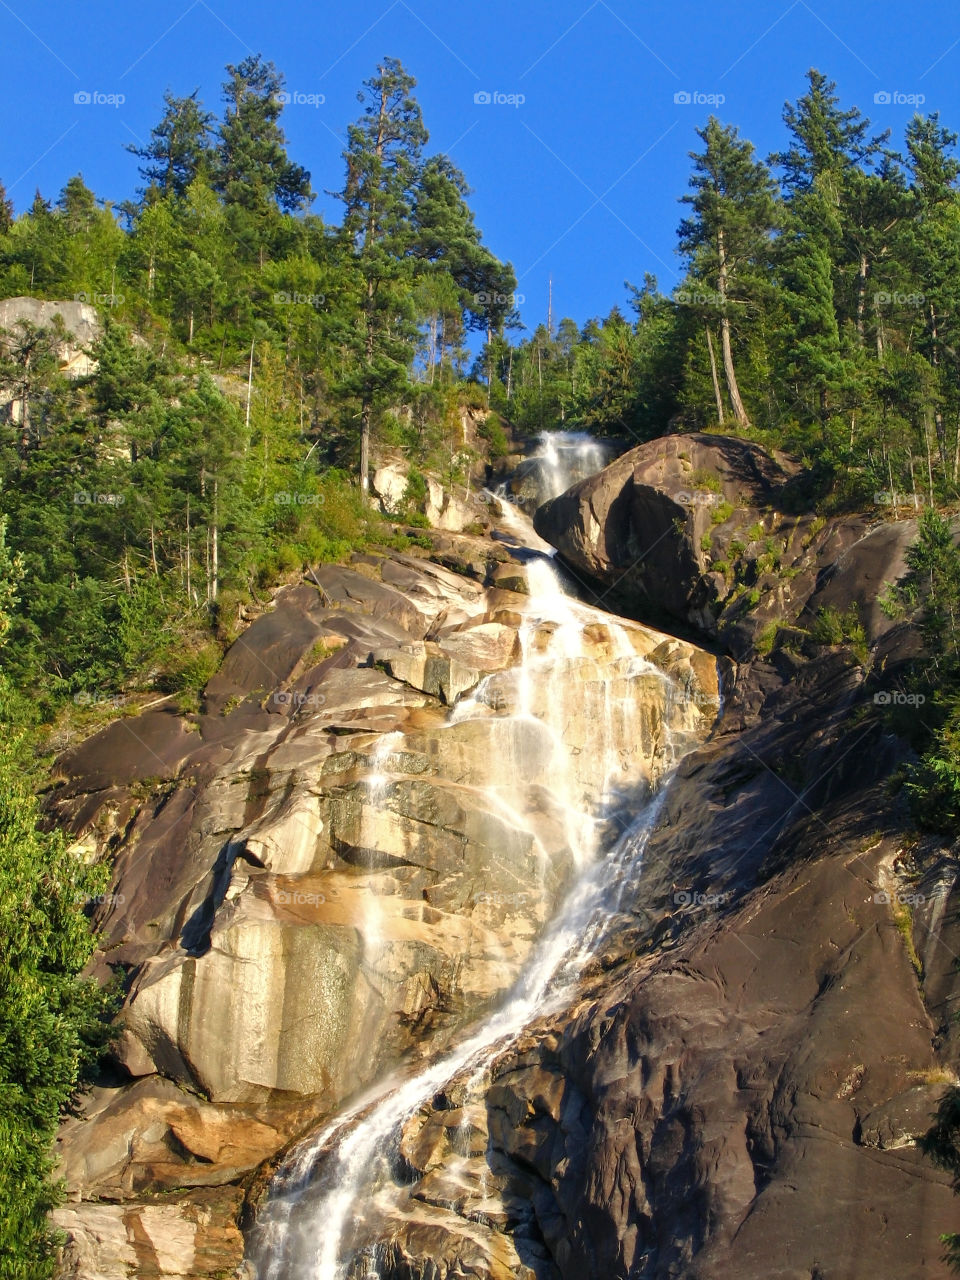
1,0,958,336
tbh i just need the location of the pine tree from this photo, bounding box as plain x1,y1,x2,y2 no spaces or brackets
213,55,313,267
0,183,13,235
678,117,778,430
773,68,887,199
338,58,427,489
126,89,214,200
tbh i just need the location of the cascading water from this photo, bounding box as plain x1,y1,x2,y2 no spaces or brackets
245,538,712,1280
496,431,619,515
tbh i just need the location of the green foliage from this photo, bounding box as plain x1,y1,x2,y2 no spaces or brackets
0,675,114,1275
920,1086,960,1271
478,413,509,458
810,603,868,661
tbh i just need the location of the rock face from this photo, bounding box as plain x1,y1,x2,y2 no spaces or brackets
54,432,960,1280
0,296,100,380
51,521,715,1277
534,432,920,658
371,459,482,532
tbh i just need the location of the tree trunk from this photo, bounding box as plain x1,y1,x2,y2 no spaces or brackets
716,228,750,430
856,253,868,346
245,338,255,438
923,414,936,506
210,478,219,604
929,304,948,470
705,326,724,425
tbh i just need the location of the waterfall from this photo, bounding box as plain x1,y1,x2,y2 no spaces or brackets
496,431,619,515
245,545,709,1280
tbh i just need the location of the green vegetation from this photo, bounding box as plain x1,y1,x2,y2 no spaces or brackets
920,1089,960,1272
0,525,114,1276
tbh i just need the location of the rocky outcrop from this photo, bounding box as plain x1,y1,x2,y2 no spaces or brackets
371,459,482,532
534,432,920,659
52,522,715,1276
0,296,100,379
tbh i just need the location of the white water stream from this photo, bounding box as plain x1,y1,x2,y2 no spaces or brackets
247,477,706,1280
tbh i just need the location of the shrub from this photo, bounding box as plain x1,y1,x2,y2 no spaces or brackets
811,604,868,664
690,467,722,493
478,414,509,459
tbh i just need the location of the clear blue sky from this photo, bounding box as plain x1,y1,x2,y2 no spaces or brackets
2,0,958,335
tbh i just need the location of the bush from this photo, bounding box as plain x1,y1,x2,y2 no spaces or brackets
478,413,509,459
810,604,868,664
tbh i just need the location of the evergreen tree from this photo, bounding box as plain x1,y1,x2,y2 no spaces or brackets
127,89,215,200
0,182,13,235
678,117,778,430
338,57,427,489
213,55,313,266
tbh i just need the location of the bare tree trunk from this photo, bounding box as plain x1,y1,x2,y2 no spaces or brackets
186,494,192,605
716,228,750,430
887,451,898,518
705,326,724,425
210,478,219,604
929,304,948,471
856,253,868,346
245,338,255,438
923,414,936,506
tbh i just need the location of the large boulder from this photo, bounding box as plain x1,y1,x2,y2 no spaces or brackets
534,432,920,661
